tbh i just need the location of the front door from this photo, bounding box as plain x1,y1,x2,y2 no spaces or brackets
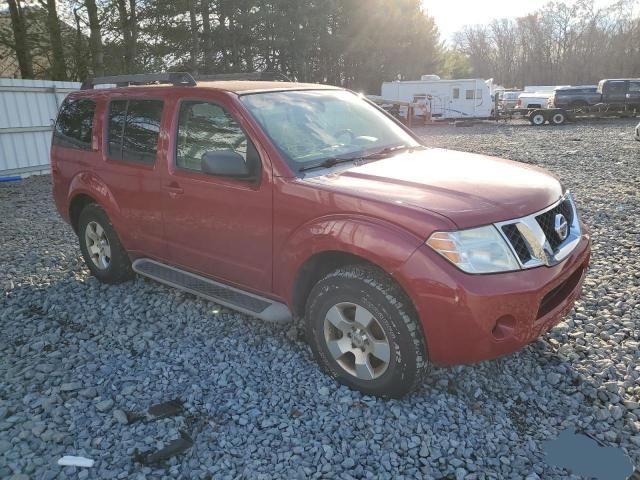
627,80,640,108
604,80,628,107
161,96,273,293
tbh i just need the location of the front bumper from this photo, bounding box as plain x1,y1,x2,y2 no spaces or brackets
396,227,591,366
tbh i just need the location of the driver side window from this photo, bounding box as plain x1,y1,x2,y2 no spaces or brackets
176,101,253,172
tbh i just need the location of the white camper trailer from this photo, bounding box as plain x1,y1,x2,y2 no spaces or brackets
380,77,494,120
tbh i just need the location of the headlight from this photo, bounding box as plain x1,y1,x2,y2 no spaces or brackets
426,225,520,274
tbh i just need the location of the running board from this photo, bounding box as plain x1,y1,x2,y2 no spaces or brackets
132,258,291,323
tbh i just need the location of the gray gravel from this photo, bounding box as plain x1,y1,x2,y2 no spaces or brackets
1,118,639,479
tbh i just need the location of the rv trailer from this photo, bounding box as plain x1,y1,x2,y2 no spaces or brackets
380,76,494,120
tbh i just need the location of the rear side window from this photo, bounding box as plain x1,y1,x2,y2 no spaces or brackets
107,99,163,163
54,98,96,150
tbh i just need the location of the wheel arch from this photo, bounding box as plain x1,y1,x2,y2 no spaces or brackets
280,216,425,320
69,193,97,233
67,173,122,233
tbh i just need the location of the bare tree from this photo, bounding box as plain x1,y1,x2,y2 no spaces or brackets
188,0,199,73
7,0,34,78
85,0,104,76
115,0,137,72
40,0,68,80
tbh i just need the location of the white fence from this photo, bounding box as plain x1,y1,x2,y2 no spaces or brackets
0,79,80,178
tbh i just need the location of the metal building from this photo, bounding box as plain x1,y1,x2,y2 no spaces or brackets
0,78,80,178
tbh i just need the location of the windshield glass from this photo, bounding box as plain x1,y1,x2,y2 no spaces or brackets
240,90,419,172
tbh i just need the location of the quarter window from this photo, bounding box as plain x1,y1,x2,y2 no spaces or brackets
107,99,163,163
53,98,96,150
176,100,259,175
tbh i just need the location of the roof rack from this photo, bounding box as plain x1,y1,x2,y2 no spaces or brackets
80,72,196,90
196,72,291,82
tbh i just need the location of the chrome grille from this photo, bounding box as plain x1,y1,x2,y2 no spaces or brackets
535,198,574,251
501,224,532,263
496,192,581,269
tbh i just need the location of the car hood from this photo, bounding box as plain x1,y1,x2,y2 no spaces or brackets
303,148,563,229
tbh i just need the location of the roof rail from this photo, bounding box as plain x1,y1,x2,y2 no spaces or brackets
80,72,196,90
196,72,291,82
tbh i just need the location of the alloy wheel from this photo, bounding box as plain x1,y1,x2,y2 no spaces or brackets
84,221,111,270
323,302,391,380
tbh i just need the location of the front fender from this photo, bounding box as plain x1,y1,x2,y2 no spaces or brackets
275,214,425,303
68,172,123,229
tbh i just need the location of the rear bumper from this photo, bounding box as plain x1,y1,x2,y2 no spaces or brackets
396,230,591,366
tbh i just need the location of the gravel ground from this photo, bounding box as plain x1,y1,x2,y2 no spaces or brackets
1,118,639,479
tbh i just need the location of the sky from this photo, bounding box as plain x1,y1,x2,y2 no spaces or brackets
423,0,620,42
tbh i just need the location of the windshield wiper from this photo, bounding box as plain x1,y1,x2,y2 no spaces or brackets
298,156,362,172
361,144,426,159
298,144,425,173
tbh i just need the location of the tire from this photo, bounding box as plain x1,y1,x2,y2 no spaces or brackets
529,110,546,126
78,204,134,284
550,111,566,125
305,264,429,398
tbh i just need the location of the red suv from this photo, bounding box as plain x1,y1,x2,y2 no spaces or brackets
52,73,591,398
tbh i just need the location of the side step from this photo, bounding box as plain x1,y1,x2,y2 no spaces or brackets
132,258,292,323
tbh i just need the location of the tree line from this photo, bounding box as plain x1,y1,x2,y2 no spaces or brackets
1,0,639,92
0,0,440,93
453,0,640,88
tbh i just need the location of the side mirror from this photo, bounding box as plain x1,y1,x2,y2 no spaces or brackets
201,150,251,178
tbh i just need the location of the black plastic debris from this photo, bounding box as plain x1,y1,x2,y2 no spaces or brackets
542,427,634,480
126,398,184,424
133,431,193,465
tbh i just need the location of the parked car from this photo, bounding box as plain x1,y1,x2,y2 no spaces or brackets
517,92,553,109
52,72,591,398
636,121,640,141
547,86,600,109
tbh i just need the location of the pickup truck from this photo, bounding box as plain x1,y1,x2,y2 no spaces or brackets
547,86,600,109
548,80,640,110
516,92,552,109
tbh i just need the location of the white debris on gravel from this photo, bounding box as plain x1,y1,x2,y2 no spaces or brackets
1,118,639,479
57,456,95,468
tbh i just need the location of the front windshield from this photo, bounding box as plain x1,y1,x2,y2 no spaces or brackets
240,89,419,172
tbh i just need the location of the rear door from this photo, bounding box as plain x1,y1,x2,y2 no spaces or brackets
160,93,273,293
99,96,167,258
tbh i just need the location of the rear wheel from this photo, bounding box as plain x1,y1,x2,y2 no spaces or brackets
529,110,546,126
305,264,429,398
550,111,567,125
78,204,134,284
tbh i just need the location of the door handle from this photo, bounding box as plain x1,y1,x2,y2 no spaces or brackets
163,182,184,195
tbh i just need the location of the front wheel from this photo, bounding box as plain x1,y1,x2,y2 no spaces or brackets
78,204,134,284
305,265,429,398
529,110,546,126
